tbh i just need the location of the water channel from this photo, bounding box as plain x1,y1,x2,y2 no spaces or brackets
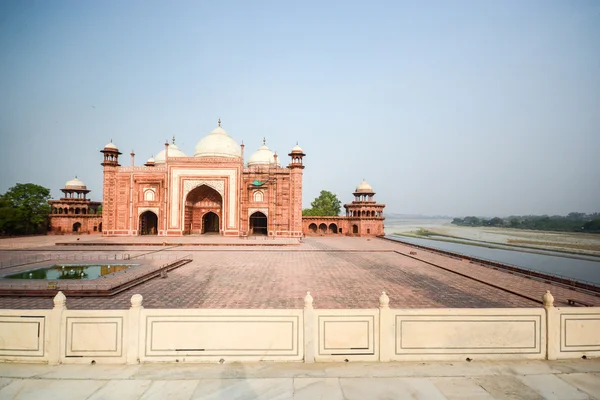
386,235,600,286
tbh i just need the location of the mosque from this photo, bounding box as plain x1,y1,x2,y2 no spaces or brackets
49,121,385,237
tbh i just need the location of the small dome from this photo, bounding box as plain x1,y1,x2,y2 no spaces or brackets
248,141,280,167
104,141,118,150
291,143,304,153
194,121,242,159
154,143,186,164
146,156,155,163
355,180,374,193
65,177,86,190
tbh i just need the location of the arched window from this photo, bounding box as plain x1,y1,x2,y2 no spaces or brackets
253,191,264,202
144,189,155,201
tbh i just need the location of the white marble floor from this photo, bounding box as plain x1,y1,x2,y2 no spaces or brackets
0,360,598,399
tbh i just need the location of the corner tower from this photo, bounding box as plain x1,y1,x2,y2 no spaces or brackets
288,144,305,236
344,180,386,236
100,141,121,235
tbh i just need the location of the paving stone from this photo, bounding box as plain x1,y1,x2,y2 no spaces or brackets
0,363,55,378
0,378,13,390
86,379,153,400
558,373,600,399
0,378,106,400
39,364,140,380
473,375,543,400
339,377,446,399
518,373,590,399
191,378,293,400
293,378,345,400
431,377,494,399
139,380,201,400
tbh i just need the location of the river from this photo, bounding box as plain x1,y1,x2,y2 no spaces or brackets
386,234,600,286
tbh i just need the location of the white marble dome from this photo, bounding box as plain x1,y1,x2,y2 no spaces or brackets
248,141,280,167
355,180,374,193
65,177,86,190
290,144,304,153
104,141,118,150
194,122,242,158
154,143,186,164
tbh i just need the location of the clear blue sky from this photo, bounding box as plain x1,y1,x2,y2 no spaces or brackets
1,0,598,216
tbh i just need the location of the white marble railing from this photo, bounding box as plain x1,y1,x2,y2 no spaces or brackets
0,290,598,364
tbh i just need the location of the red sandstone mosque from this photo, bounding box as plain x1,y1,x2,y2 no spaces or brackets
49,121,385,237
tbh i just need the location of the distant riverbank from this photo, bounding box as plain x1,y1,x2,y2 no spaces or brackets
383,217,600,258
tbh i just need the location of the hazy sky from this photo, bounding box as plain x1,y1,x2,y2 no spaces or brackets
1,1,598,217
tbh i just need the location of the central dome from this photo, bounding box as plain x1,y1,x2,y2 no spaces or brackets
194,121,242,159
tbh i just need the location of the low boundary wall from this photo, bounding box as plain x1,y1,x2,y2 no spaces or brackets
0,290,598,364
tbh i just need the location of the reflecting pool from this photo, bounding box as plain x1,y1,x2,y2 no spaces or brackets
4,264,135,280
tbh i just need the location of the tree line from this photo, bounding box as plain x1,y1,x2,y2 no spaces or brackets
0,183,51,236
302,190,342,216
452,212,600,233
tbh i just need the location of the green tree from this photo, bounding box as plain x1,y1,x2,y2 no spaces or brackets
0,183,51,235
302,190,342,216
583,219,600,233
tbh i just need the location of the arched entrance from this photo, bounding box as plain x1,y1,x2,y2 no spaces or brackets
202,212,219,234
319,223,327,234
72,222,81,232
352,224,359,234
249,211,267,235
140,211,158,235
184,185,222,235
309,223,317,233
329,223,338,234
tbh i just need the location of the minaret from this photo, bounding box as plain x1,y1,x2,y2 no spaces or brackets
100,140,122,235
288,143,306,236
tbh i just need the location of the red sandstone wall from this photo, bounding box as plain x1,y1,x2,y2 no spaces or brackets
49,216,103,234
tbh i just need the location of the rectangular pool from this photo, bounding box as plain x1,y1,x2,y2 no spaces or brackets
4,264,135,280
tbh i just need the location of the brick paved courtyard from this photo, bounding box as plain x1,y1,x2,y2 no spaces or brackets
0,236,597,310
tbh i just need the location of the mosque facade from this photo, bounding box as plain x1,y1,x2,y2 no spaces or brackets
50,121,385,237
100,121,305,237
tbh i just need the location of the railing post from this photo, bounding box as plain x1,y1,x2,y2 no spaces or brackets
379,291,392,362
49,291,66,365
303,291,315,363
127,294,144,364
543,290,558,360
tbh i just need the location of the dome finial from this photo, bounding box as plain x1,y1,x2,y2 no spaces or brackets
172,136,175,144
218,118,221,127
263,137,266,145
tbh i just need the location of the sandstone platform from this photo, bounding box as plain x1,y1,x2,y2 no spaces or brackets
0,236,598,310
